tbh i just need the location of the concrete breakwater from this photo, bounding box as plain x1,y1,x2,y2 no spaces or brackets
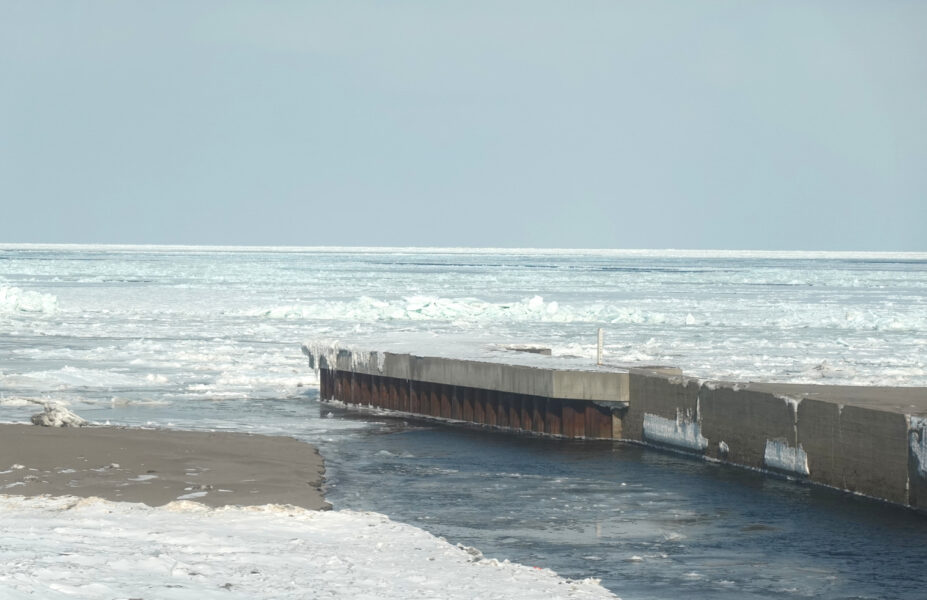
303,343,927,512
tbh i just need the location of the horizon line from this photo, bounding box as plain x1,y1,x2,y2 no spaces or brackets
2,242,927,259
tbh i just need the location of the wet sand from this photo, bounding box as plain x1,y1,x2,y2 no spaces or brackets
0,424,328,510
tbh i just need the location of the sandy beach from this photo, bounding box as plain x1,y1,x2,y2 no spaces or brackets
0,424,328,510
0,425,617,599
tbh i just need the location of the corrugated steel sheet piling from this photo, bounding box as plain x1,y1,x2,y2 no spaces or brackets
308,346,626,440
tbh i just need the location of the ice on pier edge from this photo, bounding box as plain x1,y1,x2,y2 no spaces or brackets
642,411,709,452
910,417,927,477
763,440,811,477
0,495,617,600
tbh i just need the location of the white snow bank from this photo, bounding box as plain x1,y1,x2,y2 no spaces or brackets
0,495,618,599
30,404,87,427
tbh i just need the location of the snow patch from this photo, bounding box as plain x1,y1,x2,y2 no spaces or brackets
763,440,810,476
702,381,747,393
0,495,618,599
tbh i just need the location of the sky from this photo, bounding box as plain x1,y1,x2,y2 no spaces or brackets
1,1,925,250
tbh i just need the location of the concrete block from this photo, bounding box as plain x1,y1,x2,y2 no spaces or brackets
408,356,557,398
553,371,628,402
625,372,699,442
699,386,796,470
382,352,410,380
501,365,553,398
795,398,842,489
835,405,908,504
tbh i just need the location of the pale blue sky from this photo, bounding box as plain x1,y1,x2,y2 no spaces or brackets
2,1,925,250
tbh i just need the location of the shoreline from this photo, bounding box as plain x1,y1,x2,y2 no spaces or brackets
0,424,328,510
0,424,623,598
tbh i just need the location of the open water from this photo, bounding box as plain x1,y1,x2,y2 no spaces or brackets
2,245,927,598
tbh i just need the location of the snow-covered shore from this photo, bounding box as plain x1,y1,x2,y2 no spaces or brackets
0,495,618,599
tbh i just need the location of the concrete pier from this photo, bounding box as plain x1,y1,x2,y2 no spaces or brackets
303,343,927,512
310,348,628,438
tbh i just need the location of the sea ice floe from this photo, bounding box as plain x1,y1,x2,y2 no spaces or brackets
176,491,208,500
30,404,87,428
0,286,58,316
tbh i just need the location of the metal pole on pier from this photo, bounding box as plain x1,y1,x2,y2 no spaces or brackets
596,328,604,366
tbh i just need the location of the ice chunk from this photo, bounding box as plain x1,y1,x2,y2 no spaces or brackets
0,286,58,315
30,404,87,428
718,440,730,457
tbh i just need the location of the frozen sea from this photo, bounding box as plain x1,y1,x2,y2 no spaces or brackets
2,245,927,599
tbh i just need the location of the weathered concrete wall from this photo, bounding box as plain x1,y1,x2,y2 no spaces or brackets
792,398,911,502
625,369,924,508
823,405,909,504
699,387,796,471
553,370,628,405
793,398,840,487
624,371,699,443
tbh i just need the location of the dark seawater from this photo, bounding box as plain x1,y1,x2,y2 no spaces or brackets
311,399,927,600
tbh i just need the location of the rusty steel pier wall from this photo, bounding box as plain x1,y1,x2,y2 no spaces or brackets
303,344,927,512
310,348,630,439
